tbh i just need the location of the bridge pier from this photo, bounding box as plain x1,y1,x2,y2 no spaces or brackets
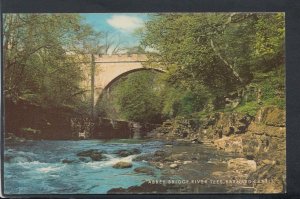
131,122,142,139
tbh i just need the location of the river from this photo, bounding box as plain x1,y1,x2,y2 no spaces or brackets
4,139,164,194
4,138,249,194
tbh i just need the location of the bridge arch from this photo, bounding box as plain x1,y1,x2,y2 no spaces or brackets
103,68,164,91
95,67,164,106
92,54,164,106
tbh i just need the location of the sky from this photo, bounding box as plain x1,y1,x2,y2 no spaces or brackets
81,13,150,52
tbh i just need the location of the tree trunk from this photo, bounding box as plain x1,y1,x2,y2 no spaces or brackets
210,39,243,83
90,54,95,118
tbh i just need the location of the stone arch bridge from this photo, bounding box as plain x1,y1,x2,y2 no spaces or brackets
90,54,163,106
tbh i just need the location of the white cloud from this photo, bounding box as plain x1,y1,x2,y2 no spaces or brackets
107,15,144,32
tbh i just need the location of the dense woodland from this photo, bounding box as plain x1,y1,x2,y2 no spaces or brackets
4,13,285,124
3,14,103,113
98,13,285,123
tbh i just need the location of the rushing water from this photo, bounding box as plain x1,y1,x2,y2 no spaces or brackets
4,139,164,194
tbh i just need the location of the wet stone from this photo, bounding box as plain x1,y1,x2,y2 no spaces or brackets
134,167,155,175
112,161,133,169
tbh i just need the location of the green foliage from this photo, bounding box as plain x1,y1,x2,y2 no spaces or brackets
229,66,285,115
252,13,285,63
113,71,163,123
159,84,211,117
3,14,99,111
260,69,285,109
141,13,285,106
234,101,260,116
264,98,285,109
96,71,211,122
104,13,285,122
5,13,285,122
125,46,146,54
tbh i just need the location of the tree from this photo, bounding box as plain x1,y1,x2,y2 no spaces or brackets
98,31,126,55
140,13,285,110
125,45,146,54
3,14,101,111
159,83,211,117
113,71,163,123
251,13,285,71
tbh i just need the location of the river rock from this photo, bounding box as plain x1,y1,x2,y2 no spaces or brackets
134,167,155,175
112,161,133,169
154,162,164,169
76,149,105,161
227,158,257,173
183,161,192,165
132,154,151,162
114,148,141,157
169,163,179,169
148,150,170,162
154,150,167,157
191,138,203,144
90,153,103,161
261,159,276,165
62,159,76,164
165,153,185,162
77,149,101,156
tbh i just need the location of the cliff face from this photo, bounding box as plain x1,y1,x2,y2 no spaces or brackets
5,98,95,140
153,106,286,193
205,106,286,193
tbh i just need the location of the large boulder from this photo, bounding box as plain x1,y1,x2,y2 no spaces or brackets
213,136,243,153
112,161,133,169
76,149,105,161
114,148,141,157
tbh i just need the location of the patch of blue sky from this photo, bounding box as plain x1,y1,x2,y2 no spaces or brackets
81,13,150,48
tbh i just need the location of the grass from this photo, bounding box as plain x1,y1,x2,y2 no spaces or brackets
233,101,260,116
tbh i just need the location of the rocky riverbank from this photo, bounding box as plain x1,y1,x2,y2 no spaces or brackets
108,140,254,193
204,106,286,193
108,105,286,194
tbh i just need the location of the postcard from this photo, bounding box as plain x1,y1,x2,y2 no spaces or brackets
2,12,285,195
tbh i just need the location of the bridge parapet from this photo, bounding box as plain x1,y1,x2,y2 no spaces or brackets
94,54,148,63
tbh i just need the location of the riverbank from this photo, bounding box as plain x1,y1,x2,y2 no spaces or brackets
4,105,285,194
108,105,286,194
108,140,255,193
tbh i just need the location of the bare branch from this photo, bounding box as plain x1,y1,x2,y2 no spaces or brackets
210,39,243,83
